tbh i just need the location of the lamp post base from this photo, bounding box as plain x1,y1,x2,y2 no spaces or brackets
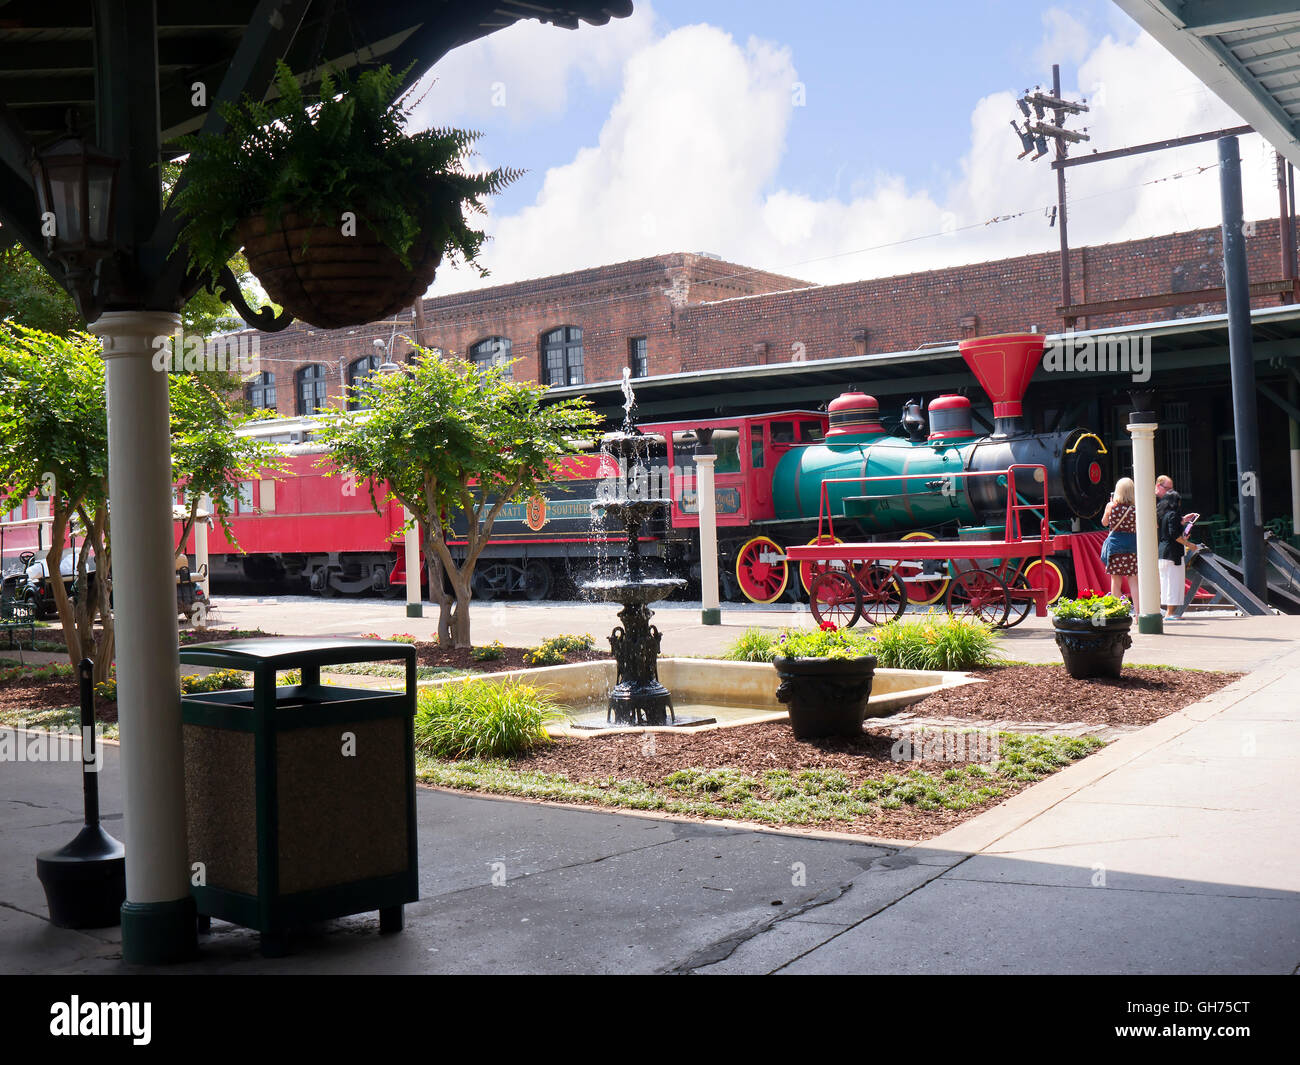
406,604,423,619
701,607,721,626
121,896,198,965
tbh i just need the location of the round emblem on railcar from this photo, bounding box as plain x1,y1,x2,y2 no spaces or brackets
525,494,547,531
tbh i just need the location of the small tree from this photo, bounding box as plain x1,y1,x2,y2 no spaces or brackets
0,324,113,678
315,349,600,647
170,374,286,550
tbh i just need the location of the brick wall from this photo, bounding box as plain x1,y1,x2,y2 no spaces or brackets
244,219,1295,410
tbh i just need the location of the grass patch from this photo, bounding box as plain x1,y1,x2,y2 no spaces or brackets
720,627,780,662
416,732,1104,828
0,703,119,740
415,678,563,759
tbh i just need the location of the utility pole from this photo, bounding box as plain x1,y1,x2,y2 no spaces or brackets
1010,67,1090,328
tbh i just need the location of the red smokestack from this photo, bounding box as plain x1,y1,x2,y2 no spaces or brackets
958,333,1045,432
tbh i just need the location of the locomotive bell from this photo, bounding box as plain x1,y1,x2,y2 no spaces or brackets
901,398,927,443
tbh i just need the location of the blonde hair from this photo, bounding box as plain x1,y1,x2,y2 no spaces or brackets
1113,477,1135,505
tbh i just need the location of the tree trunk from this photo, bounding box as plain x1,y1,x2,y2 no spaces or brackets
45,508,83,668
447,569,474,648
423,525,452,646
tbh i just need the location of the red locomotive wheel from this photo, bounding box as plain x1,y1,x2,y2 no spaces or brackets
857,565,907,625
1024,558,1065,605
888,531,950,606
798,534,842,593
734,535,789,604
1003,572,1034,628
946,568,1010,627
809,571,862,629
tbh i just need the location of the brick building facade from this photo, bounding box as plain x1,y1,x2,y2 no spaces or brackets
242,218,1296,417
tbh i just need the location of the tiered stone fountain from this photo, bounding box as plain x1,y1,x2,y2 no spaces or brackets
581,370,701,727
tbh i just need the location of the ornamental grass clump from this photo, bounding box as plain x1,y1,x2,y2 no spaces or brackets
415,679,562,760
721,627,780,662
1051,589,1132,622
870,612,1000,671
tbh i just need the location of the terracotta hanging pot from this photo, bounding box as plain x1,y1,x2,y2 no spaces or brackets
236,210,444,329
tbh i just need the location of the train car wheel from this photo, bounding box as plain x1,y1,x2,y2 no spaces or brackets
1024,559,1065,606
797,534,841,593
809,571,862,629
946,569,1009,627
522,560,552,601
858,565,907,625
892,531,950,606
734,535,788,604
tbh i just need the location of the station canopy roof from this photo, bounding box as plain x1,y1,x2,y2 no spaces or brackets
552,303,1300,422
1115,1,1300,167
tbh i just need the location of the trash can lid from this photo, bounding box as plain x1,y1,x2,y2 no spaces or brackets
179,636,417,669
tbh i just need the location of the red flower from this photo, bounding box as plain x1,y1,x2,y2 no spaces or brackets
819,620,838,632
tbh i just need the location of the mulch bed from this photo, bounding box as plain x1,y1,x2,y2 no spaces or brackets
0,680,117,722
482,661,1245,840
411,642,611,673
911,664,1242,726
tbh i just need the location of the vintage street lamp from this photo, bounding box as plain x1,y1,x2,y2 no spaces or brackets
29,129,120,286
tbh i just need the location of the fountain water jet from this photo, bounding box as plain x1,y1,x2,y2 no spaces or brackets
580,369,707,727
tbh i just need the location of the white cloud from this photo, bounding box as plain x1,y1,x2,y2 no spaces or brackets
427,9,1284,297
408,3,659,127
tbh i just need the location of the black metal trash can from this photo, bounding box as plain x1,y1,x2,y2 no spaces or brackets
178,638,418,956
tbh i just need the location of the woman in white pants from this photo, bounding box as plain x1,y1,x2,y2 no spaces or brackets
1156,475,1193,619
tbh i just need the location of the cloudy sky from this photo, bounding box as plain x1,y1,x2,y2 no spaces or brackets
408,0,1281,296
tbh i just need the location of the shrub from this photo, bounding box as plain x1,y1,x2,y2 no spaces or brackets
522,633,596,666
870,612,1000,671
721,628,780,662
414,679,562,759
1,662,75,687
472,640,505,662
360,632,417,643
95,668,249,702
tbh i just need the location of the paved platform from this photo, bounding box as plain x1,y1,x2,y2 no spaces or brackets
1,612,1296,974
203,594,1299,672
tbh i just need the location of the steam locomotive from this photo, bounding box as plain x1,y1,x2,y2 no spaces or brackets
190,333,1109,605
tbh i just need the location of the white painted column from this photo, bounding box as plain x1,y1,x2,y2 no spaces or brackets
696,452,720,625
194,518,210,598
90,310,195,962
404,507,422,618
1127,418,1163,635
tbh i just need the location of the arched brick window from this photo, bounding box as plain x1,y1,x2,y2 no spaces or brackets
246,371,276,411
295,364,328,415
541,326,583,386
347,354,381,410
470,336,513,378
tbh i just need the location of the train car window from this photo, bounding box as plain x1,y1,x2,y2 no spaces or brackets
751,433,765,469
32,499,50,519
715,435,741,474
770,420,795,445
799,421,824,443
238,481,254,513
259,480,276,513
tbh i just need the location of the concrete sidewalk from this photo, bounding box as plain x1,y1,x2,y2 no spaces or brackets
2,620,1296,974
205,594,1299,671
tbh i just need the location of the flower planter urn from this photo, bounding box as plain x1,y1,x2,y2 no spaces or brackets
773,654,878,739
1052,616,1133,679
236,210,445,329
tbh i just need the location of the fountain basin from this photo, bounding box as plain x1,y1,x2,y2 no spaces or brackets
417,659,976,735
579,577,686,604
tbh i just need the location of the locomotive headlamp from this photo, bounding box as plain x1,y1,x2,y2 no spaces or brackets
29,128,120,272
374,337,403,375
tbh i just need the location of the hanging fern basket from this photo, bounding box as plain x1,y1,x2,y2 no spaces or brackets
236,210,444,329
